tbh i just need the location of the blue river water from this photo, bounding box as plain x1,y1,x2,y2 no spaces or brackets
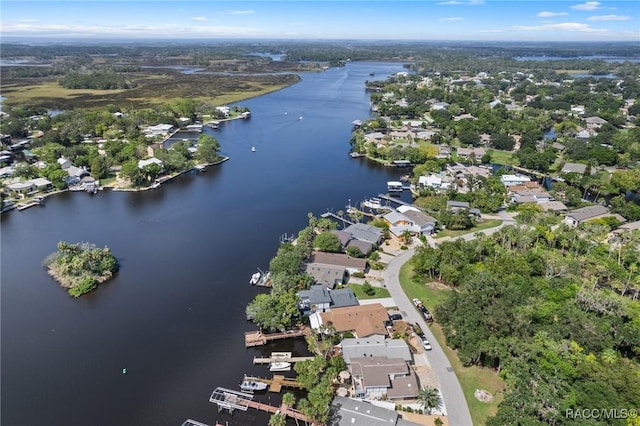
1,61,412,426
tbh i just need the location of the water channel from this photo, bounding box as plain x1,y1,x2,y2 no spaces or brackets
1,61,412,426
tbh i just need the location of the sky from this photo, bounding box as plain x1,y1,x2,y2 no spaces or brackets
1,0,638,42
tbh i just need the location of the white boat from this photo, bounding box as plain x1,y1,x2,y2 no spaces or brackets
269,361,291,372
387,181,403,192
240,378,268,393
251,146,256,152
249,272,261,285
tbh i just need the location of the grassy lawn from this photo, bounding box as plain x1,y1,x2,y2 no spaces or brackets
346,283,391,299
399,262,505,425
434,219,502,239
488,149,516,166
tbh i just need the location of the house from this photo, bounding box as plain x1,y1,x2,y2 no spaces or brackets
416,130,438,140
311,303,389,338
143,124,174,137
500,174,531,186
298,285,359,314
612,220,640,235
147,143,163,157
344,223,383,245
308,251,367,275
561,162,589,175
5,177,52,197
349,356,419,400
138,157,164,170
304,264,347,289
418,174,455,191
539,201,568,212
564,205,612,227
430,101,450,110
456,147,486,159
328,396,422,426
436,144,452,159
341,337,412,364
446,200,481,216
346,239,373,256
576,130,591,140
585,116,607,129
571,105,586,116
402,209,437,235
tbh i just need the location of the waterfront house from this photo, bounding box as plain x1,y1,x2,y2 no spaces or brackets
138,157,164,170
311,303,389,338
143,124,174,138
304,263,347,289
341,337,412,364
308,251,367,275
349,356,419,400
500,174,531,186
298,285,359,315
5,177,52,198
329,397,423,426
344,223,383,245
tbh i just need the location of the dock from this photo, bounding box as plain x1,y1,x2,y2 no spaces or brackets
244,326,311,347
377,194,414,207
253,356,314,365
242,374,306,393
16,197,44,211
320,212,354,226
209,387,310,424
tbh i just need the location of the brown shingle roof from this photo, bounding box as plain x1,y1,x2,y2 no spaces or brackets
320,304,389,337
308,251,367,270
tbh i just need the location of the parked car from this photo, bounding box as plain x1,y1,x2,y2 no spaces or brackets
412,298,422,306
389,313,403,321
422,338,432,351
413,323,424,337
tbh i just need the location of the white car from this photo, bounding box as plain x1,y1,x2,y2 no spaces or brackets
422,338,432,351
412,298,422,306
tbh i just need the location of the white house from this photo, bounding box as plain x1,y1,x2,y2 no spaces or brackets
500,174,531,186
138,157,164,169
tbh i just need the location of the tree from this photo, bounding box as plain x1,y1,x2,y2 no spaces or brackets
313,231,342,253
268,413,286,426
490,134,515,151
417,386,442,414
282,392,296,408
194,134,221,164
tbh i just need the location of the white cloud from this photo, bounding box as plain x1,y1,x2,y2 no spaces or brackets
438,17,465,21
570,2,602,11
479,29,503,33
537,11,568,17
512,22,607,33
588,14,630,21
18,19,39,23
192,17,207,22
226,10,255,15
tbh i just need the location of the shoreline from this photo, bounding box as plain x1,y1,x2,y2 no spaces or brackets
111,156,229,192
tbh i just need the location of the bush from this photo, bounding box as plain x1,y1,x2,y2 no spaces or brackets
351,271,365,278
68,276,98,297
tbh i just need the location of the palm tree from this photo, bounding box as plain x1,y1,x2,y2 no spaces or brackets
268,412,287,426
418,386,443,414
282,392,296,408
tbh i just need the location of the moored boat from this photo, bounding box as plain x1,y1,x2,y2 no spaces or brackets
239,378,268,393
269,361,291,372
387,181,403,192
249,272,261,285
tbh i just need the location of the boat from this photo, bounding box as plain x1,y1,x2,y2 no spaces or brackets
251,146,256,152
299,116,303,120
362,197,384,210
194,164,207,172
269,361,291,372
239,378,268,393
387,181,404,192
249,272,261,285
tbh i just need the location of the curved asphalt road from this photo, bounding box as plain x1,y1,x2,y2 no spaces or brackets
383,215,516,426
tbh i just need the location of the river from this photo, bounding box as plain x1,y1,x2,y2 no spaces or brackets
1,62,412,426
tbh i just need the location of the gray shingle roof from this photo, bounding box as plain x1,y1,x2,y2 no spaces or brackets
344,223,383,244
566,205,610,222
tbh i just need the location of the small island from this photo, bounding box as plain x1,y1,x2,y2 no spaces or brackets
45,241,119,297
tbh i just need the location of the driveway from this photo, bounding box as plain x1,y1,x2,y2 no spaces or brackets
384,248,473,426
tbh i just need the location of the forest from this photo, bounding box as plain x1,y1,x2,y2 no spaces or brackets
411,213,640,425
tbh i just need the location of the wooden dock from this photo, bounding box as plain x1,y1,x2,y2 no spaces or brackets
253,356,314,365
377,194,413,207
243,374,307,393
320,212,354,226
210,387,310,423
244,326,311,347
16,197,44,211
